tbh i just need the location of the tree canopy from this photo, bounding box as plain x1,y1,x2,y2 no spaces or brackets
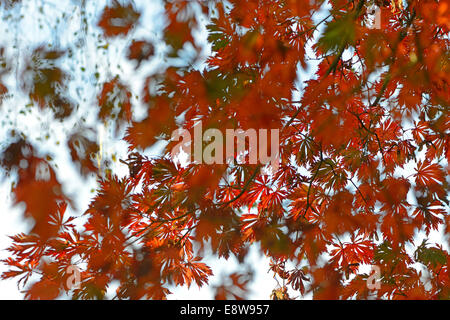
0,0,449,300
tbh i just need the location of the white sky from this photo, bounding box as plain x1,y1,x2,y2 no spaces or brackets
0,0,447,300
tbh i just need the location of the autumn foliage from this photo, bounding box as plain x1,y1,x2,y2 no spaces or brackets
0,0,449,300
